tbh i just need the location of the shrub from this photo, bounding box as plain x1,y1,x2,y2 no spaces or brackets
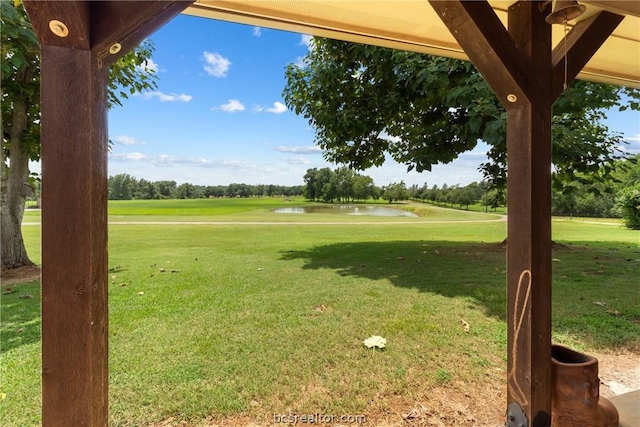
616,186,640,230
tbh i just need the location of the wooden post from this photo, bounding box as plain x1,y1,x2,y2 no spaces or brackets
429,1,622,424
21,2,194,424
429,3,553,422
504,3,552,426
40,45,109,425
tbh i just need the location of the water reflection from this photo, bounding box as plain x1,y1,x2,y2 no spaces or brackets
272,205,418,217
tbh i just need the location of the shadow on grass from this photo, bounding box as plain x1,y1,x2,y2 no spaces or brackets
281,240,640,350
282,240,508,319
0,281,41,353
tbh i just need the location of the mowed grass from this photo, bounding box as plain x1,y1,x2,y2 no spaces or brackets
22,197,501,223
1,203,638,426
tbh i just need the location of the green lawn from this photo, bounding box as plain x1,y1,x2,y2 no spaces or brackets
413,198,509,215
23,197,503,223
2,201,638,426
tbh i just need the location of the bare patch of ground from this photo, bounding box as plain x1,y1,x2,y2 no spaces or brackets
0,265,41,286
596,349,640,398
150,350,640,427
151,377,508,426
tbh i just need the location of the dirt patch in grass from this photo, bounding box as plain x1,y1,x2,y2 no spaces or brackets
0,265,41,286
151,377,508,426
148,349,640,427
596,349,640,398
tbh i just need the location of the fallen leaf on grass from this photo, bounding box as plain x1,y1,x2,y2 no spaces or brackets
314,305,327,312
158,268,166,272
18,294,33,299
138,292,144,296
460,319,470,333
594,301,607,308
607,310,621,316
363,335,386,349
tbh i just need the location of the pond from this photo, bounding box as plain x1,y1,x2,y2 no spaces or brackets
272,205,418,217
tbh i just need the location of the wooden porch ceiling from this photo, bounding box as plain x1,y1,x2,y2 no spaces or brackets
185,0,640,88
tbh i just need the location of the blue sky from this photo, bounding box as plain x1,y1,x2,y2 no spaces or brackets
101,14,639,188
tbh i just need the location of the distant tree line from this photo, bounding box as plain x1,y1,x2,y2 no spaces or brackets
408,181,498,210
303,167,380,202
407,155,640,226
107,155,639,228
303,167,489,205
107,174,304,200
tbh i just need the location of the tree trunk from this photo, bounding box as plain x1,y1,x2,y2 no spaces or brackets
1,98,34,270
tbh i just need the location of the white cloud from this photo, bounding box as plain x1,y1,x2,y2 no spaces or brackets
293,56,307,68
110,152,147,161
254,101,288,114
617,144,640,155
203,51,231,77
219,99,245,112
114,135,146,146
140,91,192,102
109,151,254,171
276,145,322,154
615,134,640,155
252,27,262,37
136,58,159,73
290,35,313,68
267,101,287,114
105,149,487,188
300,34,313,49
380,131,402,143
282,156,311,165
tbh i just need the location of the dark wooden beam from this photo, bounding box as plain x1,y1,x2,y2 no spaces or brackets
551,11,624,100
23,1,91,49
506,106,551,427
24,1,193,66
24,1,191,425
506,4,553,426
40,45,108,426
430,1,554,424
428,0,531,107
91,0,194,65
